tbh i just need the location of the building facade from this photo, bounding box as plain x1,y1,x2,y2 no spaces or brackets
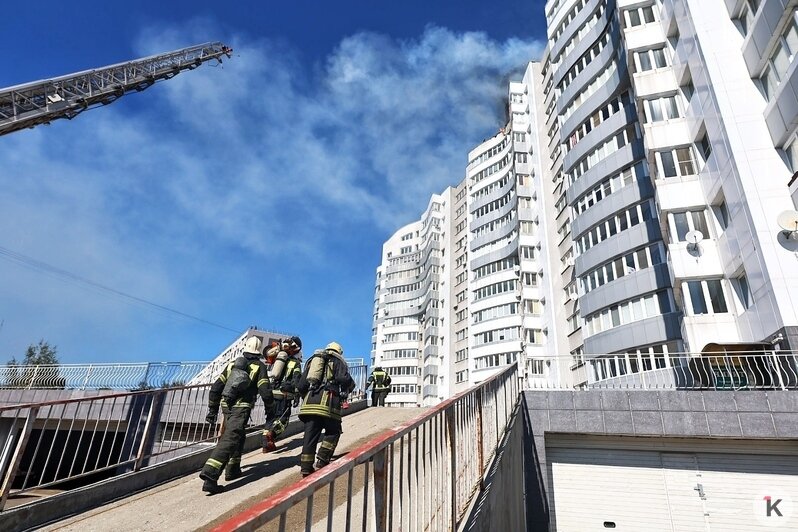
542,0,798,386
373,0,798,402
371,194,451,406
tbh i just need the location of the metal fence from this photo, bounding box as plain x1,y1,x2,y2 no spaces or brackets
0,362,208,390
0,364,367,511
523,351,798,391
211,363,520,532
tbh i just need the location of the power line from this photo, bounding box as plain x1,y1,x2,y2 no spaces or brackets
0,244,239,333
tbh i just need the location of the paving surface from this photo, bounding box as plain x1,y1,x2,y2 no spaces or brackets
42,407,423,532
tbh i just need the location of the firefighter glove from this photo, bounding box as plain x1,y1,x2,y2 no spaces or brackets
205,411,218,425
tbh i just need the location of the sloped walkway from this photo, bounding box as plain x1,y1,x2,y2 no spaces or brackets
41,407,422,532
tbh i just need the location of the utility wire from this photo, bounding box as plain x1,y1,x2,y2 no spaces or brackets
0,244,239,333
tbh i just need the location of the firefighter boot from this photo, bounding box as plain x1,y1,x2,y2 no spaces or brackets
199,472,225,495
262,430,277,453
315,434,340,471
225,466,243,481
300,453,315,477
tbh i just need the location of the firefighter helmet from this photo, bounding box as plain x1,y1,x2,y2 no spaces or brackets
243,336,263,355
325,341,344,356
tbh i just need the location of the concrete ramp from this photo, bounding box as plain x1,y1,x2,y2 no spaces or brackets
40,407,422,532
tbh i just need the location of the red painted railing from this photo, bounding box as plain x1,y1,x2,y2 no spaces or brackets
212,363,520,532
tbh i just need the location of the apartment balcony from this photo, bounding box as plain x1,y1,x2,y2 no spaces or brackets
423,344,439,360
423,364,439,378
667,239,724,283
681,314,742,353
583,311,683,355
622,22,666,53
641,119,692,151
422,384,439,398
654,175,704,211
632,68,678,99
424,325,440,338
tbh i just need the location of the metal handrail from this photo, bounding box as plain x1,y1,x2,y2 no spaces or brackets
212,363,519,532
0,365,368,511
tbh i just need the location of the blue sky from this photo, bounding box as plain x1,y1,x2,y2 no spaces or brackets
0,0,546,364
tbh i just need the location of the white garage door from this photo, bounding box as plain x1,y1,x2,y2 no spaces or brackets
548,441,798,531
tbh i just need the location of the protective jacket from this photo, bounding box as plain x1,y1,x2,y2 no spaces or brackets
367,369,391,391
208,354,275,411
298,350,355,421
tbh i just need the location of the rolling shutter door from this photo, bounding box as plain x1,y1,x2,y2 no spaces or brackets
548,445,798,531
694,452,798,531
548,447,675,531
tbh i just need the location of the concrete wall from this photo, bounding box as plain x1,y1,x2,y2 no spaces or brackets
461,403,526,532
521,389,798,531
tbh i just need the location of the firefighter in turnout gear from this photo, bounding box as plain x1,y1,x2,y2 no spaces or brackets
297,341,355,477
366,366,391,407
262,335,303,452
199,336,274,495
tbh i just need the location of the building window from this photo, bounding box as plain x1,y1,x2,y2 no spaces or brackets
623,4,657,28
731,273,752,310
656,147,697,179
581,243,665,293
668,209,711,242
758,9,798,100
528,359,545,375
684,279,729,315
584,291,672,337
525,328,544,345
711,199,730,231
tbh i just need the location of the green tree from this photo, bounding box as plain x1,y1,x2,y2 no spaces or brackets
22,340,59,365
5,341,64,388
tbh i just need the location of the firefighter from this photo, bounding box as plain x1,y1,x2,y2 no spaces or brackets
366,366,391,407
297,341,355,477
199,336,274,494
262,335,303,452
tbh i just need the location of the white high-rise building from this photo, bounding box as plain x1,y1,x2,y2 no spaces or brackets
373,0,798,402
371,194,452,406
542,0,798,385
372,64,564,404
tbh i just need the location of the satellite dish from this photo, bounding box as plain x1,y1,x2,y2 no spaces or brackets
685,230,704,248
777,210,798,235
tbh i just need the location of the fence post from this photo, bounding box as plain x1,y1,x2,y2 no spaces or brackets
475,388,484,491
82,364,94,391
772,352,788,391
447,408,457,529
373,446,389,532
26,365,40,390
0,407,39,511
134,390,166,471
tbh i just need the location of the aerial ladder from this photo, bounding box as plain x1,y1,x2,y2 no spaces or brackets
0,41,232,137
